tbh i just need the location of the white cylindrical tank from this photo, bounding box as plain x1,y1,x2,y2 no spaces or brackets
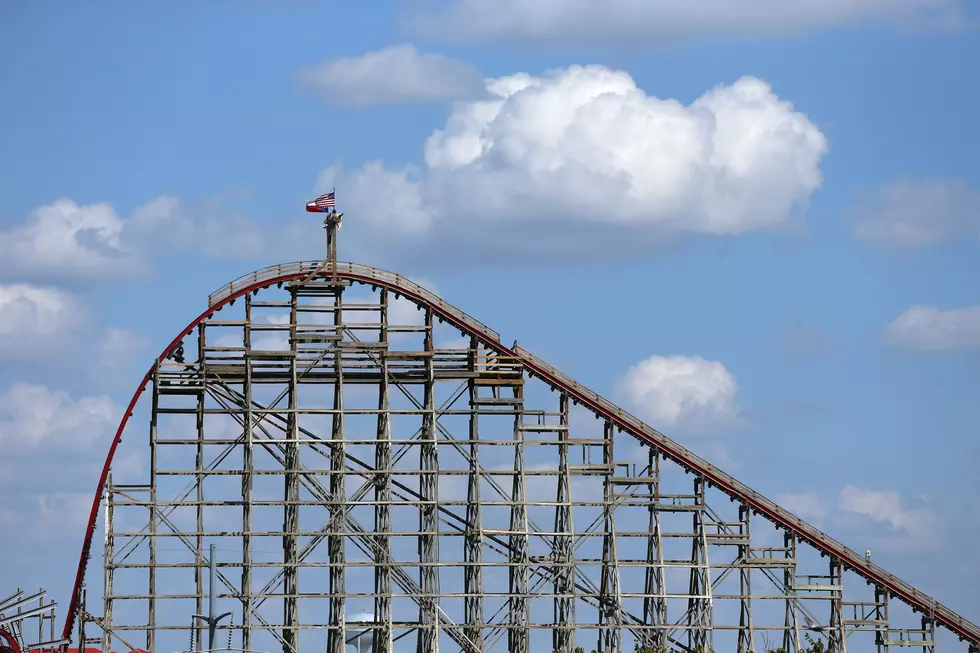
346,611,375,653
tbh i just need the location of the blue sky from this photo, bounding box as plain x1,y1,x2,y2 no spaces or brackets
1,0,979,648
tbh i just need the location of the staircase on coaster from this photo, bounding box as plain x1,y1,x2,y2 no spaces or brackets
60,261,980,653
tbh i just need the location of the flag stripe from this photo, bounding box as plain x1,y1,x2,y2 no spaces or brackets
313,192,335,208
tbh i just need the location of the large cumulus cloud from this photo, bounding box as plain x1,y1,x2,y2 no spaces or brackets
321,65,828,263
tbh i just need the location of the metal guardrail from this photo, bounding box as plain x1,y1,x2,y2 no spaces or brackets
205,261,980,647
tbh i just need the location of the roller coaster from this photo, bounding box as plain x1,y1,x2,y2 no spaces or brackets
10,218,980,653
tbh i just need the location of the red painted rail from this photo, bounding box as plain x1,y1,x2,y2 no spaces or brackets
0,629,21,653
62,261,980,648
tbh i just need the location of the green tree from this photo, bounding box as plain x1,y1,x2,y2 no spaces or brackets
763,633,832,653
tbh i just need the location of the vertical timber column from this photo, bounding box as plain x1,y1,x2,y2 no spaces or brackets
688,476,710,651
418,309,440,653
463,336,484,652
148,366,159,653
783,533,799,653
737,504,755,653
553,392,575,653
702,481,714,650
101,476,114,653
829,558,846,653
643,450,667,651
373,289,393,653
921,612,935,653
239,304,254,652
78,588,87,653
283,289,300,653
875,586,889,653
598,421,622,653
196,324,208,652
508,382,529,653
327,288,347,653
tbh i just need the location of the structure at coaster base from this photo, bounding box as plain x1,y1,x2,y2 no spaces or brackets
57,260,980,653
0,590,70,653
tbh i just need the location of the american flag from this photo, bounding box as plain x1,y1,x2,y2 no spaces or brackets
314,192,335,208
306,192,336,212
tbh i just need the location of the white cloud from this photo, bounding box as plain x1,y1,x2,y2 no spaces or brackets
776,491,830,523
321,66,828,262
0,383,117,451
688,439,743,473
884,304,980,351
850,179,980,248
99,327,151,363
407,0,966,46
126,195,267,261
0,199,141,279
297,44,486,107
838,485,940,551
0,384,129,539
317,162,434,236
0,196,266,281
0,492,92,540
92,327,153,384
613,354,740,430
0,284,86,357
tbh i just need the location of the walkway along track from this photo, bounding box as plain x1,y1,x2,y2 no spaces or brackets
61,261,980,648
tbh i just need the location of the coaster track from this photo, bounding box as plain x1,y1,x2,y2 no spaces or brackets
60,261,980,651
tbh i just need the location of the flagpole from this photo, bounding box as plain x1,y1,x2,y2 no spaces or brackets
330,187,336,281
307,191,340,282
323,195,340,282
